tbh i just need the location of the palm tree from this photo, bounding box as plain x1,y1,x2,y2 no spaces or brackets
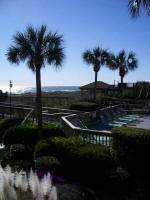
109,50,138,86
82,47,110,101
7,25,65,130
128,0,150,17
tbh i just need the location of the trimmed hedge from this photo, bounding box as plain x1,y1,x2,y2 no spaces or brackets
3,124,38,149
69,143,115,180
35,136,84,158
34,140,52,157
35,136,115,181
112,127,150,178
2,122,65,149
10,144,33,161
41,123,65,139
35,156,61,173
0,117,22,142
69,102,99,111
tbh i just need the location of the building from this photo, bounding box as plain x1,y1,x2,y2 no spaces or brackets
80,81,115,93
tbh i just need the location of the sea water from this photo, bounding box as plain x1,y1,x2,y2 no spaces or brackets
0,86,80,94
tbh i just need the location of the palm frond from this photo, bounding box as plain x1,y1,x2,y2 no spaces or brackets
7,25,65,71
127,52,138,70
82,46,109,71
46,47,65,67
27,55,36,72
128,0,150,18
45,32,65,67
107,54,118,70
82,50,94,65
37,25,47,46
26,25,37,46
11,30,34,62
93,47,101,58
7,46,20,64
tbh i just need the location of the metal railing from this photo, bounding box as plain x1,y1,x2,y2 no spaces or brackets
61,113,111,147
0,103,83,124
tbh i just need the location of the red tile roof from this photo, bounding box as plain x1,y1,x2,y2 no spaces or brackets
80,81,114,90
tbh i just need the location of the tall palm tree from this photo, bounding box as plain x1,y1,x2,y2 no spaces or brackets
82,47,110,101
128,0,150,17
109,50,138,86
7,25,65,130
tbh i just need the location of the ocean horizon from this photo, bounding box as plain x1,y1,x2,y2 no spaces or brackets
0,86,80,94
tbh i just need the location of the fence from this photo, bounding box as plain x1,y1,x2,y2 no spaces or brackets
0,102,82,123
61,111,112,147
1,102,148,147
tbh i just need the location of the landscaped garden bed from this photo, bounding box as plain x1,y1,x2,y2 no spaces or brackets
0,117,150,199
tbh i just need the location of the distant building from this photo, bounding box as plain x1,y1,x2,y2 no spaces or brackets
80,81,115,93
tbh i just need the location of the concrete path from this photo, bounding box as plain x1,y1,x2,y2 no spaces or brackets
128,115,150,130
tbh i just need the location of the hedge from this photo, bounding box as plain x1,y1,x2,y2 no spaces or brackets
0,117,22,142
112,127,150,178
3,124,38,149
34,140,52,157
34,136,85,158
10,144,33,161
2,122,65,149
35,136,115,181
69,102,99,111
69,143,115,180
41,123,65,139
35,156,61,173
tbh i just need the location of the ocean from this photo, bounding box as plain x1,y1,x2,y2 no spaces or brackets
0,86,80,94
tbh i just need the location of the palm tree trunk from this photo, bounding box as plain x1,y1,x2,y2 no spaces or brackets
94,71,98,102
36,67,42,131
121,76,124,84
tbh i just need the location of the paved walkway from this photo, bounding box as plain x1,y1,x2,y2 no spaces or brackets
128,115,150,130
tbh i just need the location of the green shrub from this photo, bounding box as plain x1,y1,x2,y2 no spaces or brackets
41,123,65,139
0,149,10,167
3,124,38,149
35,136,115,181
35,136,84,158
109,167,133,195
35,156,61,173
48,136,85,161
0,90,8,102
69,143,115,180
10,160,32,171
0,117,22,142
69,102,99,111
10,144,33,161
34,140,52,157
112,127,150,178
2,122,65,150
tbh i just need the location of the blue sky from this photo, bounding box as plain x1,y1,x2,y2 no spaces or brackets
0,0,150,87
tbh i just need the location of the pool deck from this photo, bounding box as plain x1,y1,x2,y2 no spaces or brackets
88,115,150,132
128,115,150,130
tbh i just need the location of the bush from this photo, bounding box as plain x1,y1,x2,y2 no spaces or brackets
109,167,134,196
69,102,99,111
3,124,38,149
35,136,115,181
112,127,150,178
10,144,33,161
35,156,61,173
35,136,84,158
122,90,136,99
10,160,33,171
0,117,22,142
0,90,8,102
41,123,65,139
0,149,10,167
34,140,52,157
2,122,65,150
69,144,115,180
